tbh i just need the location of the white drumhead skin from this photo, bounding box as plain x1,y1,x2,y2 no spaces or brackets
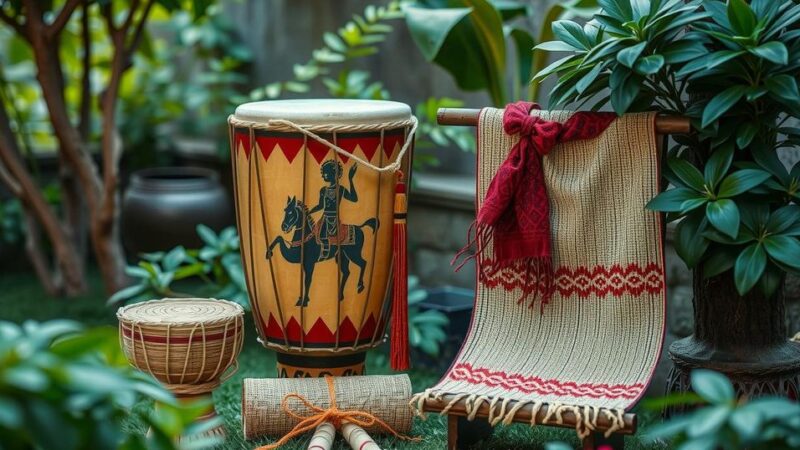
233,99,412,126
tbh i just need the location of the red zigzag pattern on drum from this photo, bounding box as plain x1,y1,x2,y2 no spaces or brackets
262,313,380,345
448,363,645,399
233,130,404,164
484,262,664,298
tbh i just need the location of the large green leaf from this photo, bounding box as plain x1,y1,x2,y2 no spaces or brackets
701,85,747,128
404,2,507,104
735,122,758,149
734,243,767,294
766,205,800,234
706,199,740,239
507,27,535,100
763,235,800,271
634,54,665,75
610,69,641,115
668,157,706,192
404,6,473,61
598,0,633,21
765,74,800,105
661,39,708,64
646,187,706,212
617,41,647,68
717,169,772,197
739,201,770,232
727,0,757,36
675,212,709,268
552,20,591,50
704,143,734,188
687,405,731,439
576,62,605,94
751,142,790,182
749,41,788,65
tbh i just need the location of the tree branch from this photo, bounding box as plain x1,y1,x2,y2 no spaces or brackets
120,0,140,33
0,159,21,194
124,0,154,69
99,0,153,219
46,0,81,39
78,1,91,139
26,0,102,208
99,1,117,35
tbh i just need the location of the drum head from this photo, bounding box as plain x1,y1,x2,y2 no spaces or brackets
233,99,411,127
117,298,244,326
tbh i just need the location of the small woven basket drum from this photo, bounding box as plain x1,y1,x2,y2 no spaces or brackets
117,298,244,435
228,99,415,377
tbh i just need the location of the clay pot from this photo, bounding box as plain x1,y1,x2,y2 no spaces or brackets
121,167,233,258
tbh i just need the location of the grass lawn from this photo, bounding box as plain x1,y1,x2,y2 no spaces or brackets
0,270,664,449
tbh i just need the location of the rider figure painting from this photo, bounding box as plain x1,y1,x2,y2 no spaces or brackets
309,160,358,257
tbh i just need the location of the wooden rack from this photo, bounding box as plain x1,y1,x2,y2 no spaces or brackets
436,108,691,135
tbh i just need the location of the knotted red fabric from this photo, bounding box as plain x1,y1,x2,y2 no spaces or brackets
454,102,616,309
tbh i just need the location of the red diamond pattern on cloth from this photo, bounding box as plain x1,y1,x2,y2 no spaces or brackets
449,363,645,400
483,263,665,299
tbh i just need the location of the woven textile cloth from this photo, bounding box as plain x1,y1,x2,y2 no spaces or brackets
411,108,666,437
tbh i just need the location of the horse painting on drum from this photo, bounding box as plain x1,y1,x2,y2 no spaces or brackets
266,160,378,307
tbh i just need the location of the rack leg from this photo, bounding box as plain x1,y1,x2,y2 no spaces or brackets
447,415,459,450
582,433,595,450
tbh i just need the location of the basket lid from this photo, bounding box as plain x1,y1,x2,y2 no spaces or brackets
117,298,244,326
233,99,411,127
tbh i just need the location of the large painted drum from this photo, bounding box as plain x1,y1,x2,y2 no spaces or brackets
228,100,415,377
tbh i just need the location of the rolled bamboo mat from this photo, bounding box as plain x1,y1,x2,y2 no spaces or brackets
242,375,413,439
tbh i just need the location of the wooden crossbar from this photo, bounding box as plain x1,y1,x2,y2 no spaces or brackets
436,107,690,135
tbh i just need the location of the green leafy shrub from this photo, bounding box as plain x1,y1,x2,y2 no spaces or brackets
403,0,600,105
645,370,800,449
108,225,247,308
537,0,800,296
0,320,220,449
408,276,449,356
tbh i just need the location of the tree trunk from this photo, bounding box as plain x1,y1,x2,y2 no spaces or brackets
59,156,88,265
667,266,800,401
90,196,128,295
21,207,61,296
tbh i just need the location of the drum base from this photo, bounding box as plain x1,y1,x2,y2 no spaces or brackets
276,351,366,377
150,391,226,441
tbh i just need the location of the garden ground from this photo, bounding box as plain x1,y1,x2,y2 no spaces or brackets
0,270,662,449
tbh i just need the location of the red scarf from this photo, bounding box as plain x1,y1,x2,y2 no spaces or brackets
454,102,616,309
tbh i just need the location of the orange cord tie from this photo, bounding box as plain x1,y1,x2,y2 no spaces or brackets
258,376,420,449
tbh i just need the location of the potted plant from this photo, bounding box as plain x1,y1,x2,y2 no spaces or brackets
537,0,800,397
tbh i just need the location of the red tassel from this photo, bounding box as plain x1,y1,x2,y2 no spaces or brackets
390,173,409,371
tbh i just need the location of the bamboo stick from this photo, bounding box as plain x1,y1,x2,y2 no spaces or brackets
436,108,691,135
307,422,336,450
341,422,381,450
